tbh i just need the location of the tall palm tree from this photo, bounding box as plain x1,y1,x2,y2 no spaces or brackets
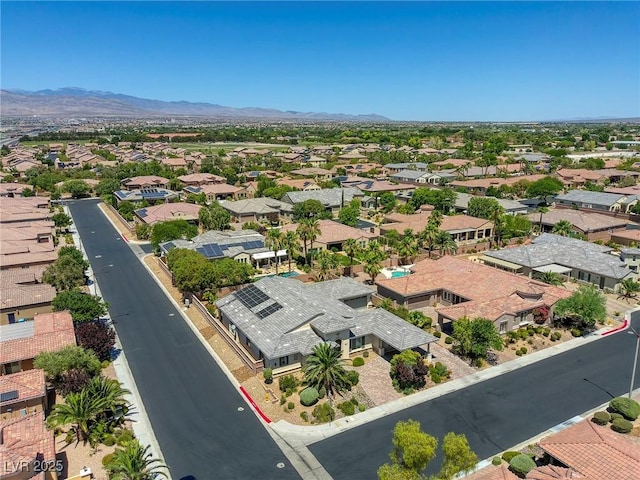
85,375,130,418
46,389,110,444
536,206,549,234
105,440,168,480
302,343,351,402
384,230,401,267
397,235,418,265
342,238,360,277
552,220,574,237
314,250,336,281
435,230,458,256
265,228,284,274
296,219,320,266
281,230,299,274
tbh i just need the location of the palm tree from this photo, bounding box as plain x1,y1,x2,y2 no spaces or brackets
342,238,360,277
105,439,168,480
314,250,335,281
384,230,401,267
536,206,549,234
435,230,457,256
266,228,284,274
302,343,351,402
281,230,299,274
47,389,110,444
552,220,574,237
397,235,418,265
619,278,640,301
85,375,130,418
297,219,320,266
535,270,564,286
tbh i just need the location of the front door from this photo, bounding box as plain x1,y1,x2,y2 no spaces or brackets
7,312,15,324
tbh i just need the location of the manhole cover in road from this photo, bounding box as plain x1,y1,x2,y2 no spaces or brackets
276,463,285,469
237,407,245,412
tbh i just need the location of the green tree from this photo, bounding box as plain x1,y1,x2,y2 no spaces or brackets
150,219,198,248
551,220,574,237
380,192,397,213
338,201,360,227
437,432,478,480
63,179,91,199
535,270,564,286
51,212,72,229
105,440,168,480
378,420,438,480
95,178,121,197
363,241,385,283
297,218,321,265
343,238,361,276
85,375,130,414
553,284,606,329
58,245,90,271
281,230,300,273
35,345,102,391
467,197,504,220
43,255,86,291
398,231,419,265
526,176,564,205
452,317,503,365
265,228,284,274
46,389,110,444
293,199,329,221
198,202,230,231
302,343,351,402
434,231,457,256
619,278,640,301
501,214,532,239
314,249,338,281
52,289,109,323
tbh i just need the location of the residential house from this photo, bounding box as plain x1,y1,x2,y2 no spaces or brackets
0,267,56,325
619,247,640,273
120,175,170,191
389,170,431,184
279,219,379,253
610,230,640,247
215,277,436,372
113,188,179,205
133,202,202,226
0,183,30,197
281,188,366,216
0,311,76,375
450,174,547,194
454,192,529,215
337,151,367,162
0,413,58,480
290,167,333,181
381,212,494,245
184,183,250,202
385,162,429,174
160,157,188,170
556,168,640,188
300,156,329,168
277,178,321,191
220,197,293,225
375,255,570,333
340,178,416,197
177,173,227,187
430,159,472,169
525,208,630,241
481,233,635,291
0,369,47,420
554,190,639,213
0,216,57,271
160,229,285,268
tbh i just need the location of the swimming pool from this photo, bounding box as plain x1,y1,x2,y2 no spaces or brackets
279,271,299,278
391,270,410,278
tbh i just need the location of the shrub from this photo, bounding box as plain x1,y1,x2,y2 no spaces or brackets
347,370,360,387
318,386,326,399
520,347,527,354
358,404,366,412
352,357,365,367
592,411,610,425
445,336,453,344
433,330,442,338
116,429,134,446
550,331,562,341
492,457,502,466
609,396,640,420
610,412,624,422
299,387,320,407
312,402,335,423
571,328,582,337
611,417,633,433
300,411,309,422
363,351,369,358
278,374,299,394
543,328,551,337
509,454,536,478
350,397,359,406
287,402,295,410
280,394,286,405
338,400,356,416
102,453,116,467
516,350,523,356
103,435,116,447
263,368,273,384
501,451,520,462
75,321,116,362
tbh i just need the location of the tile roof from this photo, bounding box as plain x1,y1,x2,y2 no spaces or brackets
178,173,226,184
279,219,378,247
455,192,529,213
539,419,640,480
525,209,630,233
0,413,56,475
484,233,633,281
450,174,547,189
0,369,46,407
121,175,169,188
0,311,76,364
134,202,202,225
382,213,493,235
376,256,571,321
0,283,56,310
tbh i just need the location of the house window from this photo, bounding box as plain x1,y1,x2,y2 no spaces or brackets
279,356,289,367
2,361,21,375
350,337,365,351
499,321,508,334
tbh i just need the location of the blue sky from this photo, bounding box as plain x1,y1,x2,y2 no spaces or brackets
2,2,639,121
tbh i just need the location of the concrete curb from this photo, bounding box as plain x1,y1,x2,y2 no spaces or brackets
66,203,170,479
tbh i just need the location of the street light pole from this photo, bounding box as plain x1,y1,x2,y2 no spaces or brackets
629,327,640,399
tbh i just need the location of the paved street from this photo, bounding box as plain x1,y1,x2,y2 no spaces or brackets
309,313,640,479
69,199,299,480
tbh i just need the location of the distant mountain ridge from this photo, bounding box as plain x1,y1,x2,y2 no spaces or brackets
1,87,390,121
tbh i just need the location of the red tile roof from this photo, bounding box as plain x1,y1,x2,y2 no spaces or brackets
0,369,46,407
0,413,56,475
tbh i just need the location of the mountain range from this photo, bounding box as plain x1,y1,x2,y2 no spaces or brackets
0,88,390,121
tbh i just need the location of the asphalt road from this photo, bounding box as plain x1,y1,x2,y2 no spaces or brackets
69,200,299,480
310,313,640,479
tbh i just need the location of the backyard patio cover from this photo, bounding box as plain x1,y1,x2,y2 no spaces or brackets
533,264,572,274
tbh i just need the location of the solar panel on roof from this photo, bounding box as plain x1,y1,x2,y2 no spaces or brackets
235,284,269,309
0,390,19,403
256,302,283,319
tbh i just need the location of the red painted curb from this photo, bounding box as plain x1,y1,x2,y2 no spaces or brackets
240,386,272,423
602,319,628,336
121,234,129,242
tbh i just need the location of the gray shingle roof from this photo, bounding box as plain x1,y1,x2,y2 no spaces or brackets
454,192,529,213
485,233,632,280
219,197,293,215
160,230,267,259
390,170,428,180
555,190,630,207
215,276,435,361
281,188,363,208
